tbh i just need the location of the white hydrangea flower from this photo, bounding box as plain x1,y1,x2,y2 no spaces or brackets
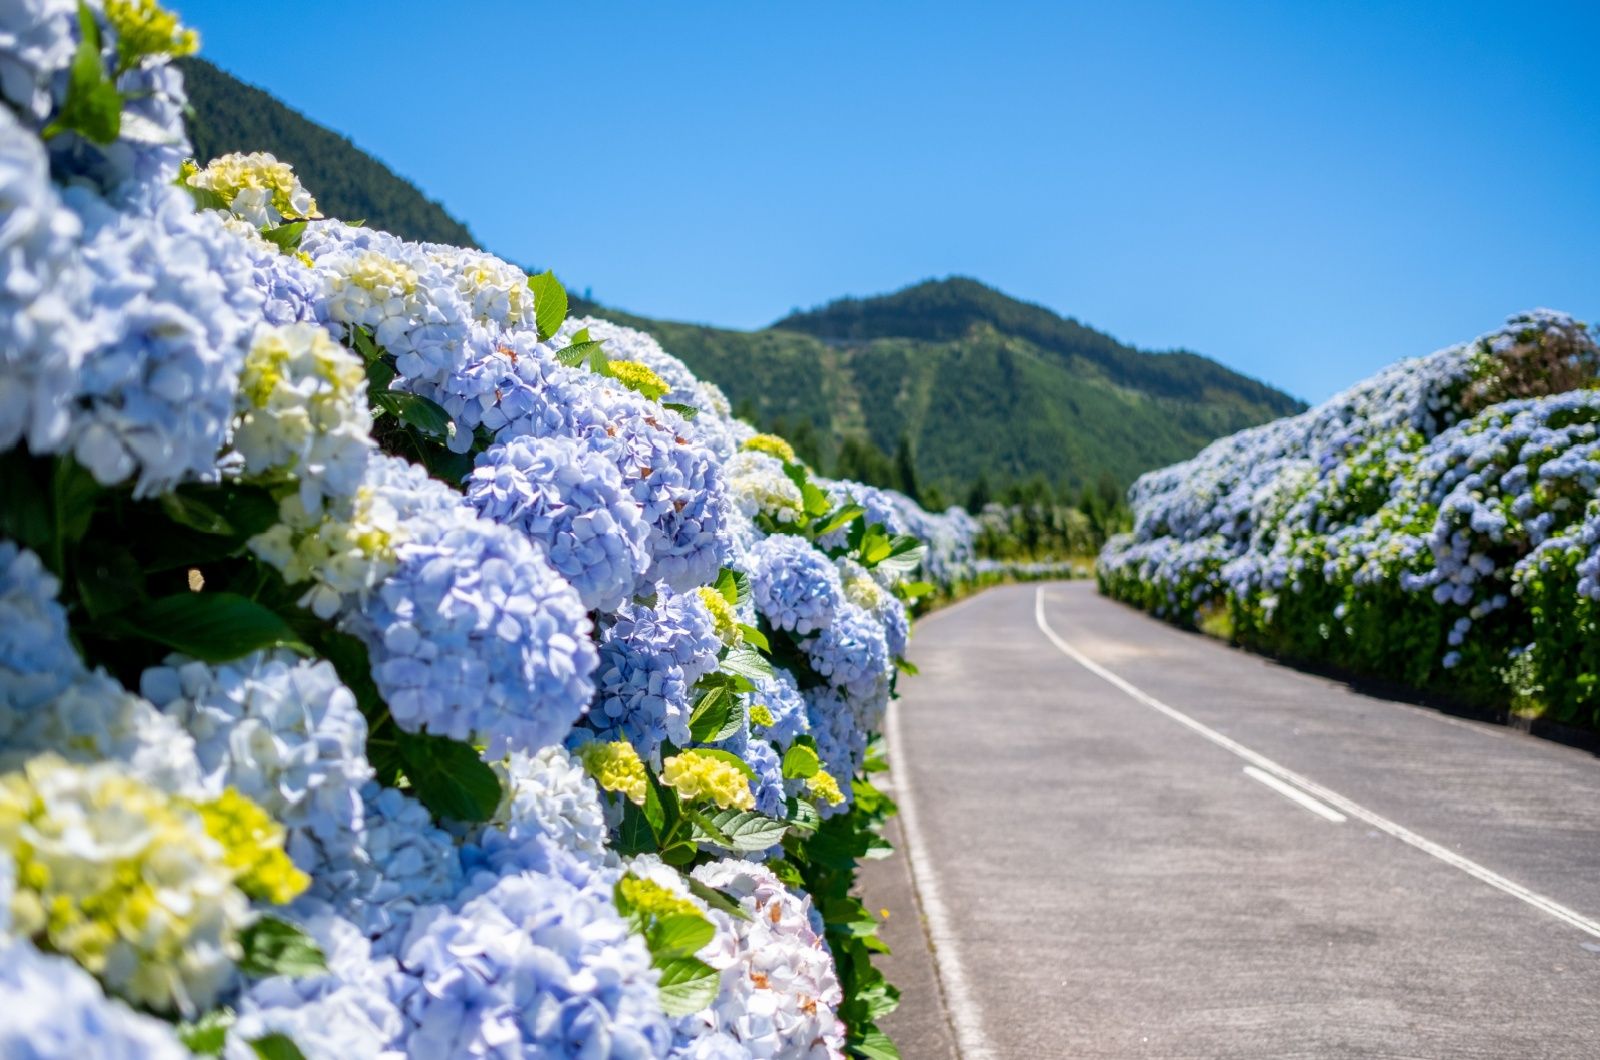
184,151,321,228
425,243,535,330
725,448,805,524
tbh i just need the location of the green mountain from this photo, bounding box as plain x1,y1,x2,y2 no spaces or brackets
181,61,1304,501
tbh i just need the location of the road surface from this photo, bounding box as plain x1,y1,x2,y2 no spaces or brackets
878,581,1600,1059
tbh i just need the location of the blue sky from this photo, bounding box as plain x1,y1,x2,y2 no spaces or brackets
179,1,1599,402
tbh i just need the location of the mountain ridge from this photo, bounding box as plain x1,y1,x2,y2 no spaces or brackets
179,60,1305,500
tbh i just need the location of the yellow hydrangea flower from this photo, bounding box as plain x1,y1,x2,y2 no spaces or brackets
190,787,309,906
607,360,670,401
806,769,846,806
661,750,755,811
748,704,776,728
105,0,198,71
580,741,647,806
616,875,701,921
694,586,741,647
741,433,797,465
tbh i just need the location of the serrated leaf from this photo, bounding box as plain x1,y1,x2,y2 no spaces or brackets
249,1034,308,1060
556,339,604,368
687,685,737,743
736,624,769,652
114,592,307,663
650,912,715,959
396,731,502,823
713,567,739,606
615,798,657,856
813,503,865,539
662,401,700,419
258,221,307,253
781,742,820,780
526,270,568,341
703,809,789,853
785,795,821,834
721,644,774,683
685,877,752,922
373,391,452,440
685,806,735,846
852,1029,902,1060
177,1009,234,1054
654,956,721,1017
238,917,326,979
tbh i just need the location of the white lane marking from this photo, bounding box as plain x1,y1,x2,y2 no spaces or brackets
1033,586,1600,942
1243,765,1348,823
885,694,996,1060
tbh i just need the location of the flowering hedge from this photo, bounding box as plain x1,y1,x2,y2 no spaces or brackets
1100,310,1600,726
0,4,978,1056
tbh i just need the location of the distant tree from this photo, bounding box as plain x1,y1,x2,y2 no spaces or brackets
834,436,895,489
965,473,992,512
892,434,921,504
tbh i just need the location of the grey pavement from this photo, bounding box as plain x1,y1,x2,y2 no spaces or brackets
884,580,1600,1059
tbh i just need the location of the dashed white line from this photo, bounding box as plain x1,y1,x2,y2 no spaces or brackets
1033,585,1600,942
1243,765,1348,823
885,694,996,1060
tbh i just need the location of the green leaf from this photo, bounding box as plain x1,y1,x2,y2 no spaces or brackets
852,1029,902,1060
396,731,502,823
662,402,700,420
781,742,820,780
181,182,230,212
813,504,865,539
785,795,821,834
650,913,715,959
893,656,920,676
615,798,657,856
687,685,738,743
686,747,757,783
526,270,569,341
713,567,740,606
654,956,721,1017
736,623,770,652
238,917,326,979
159,491,236,536
115,592,307,663
43,4,121,144
685,877,752,922
258,221,308,254
249,1034,309,1060
555,339,604,368
0,451,51,556
875,537,928,580
52,455,99,546
898,580,936,601
350,326,381,364
684,806,735,846
373,391,453,441
721,644,774,683
177,1009,234,1054
702,809,789,853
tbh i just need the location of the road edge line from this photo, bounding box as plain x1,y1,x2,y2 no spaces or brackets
885,693,996,1060
1033,585,1600,942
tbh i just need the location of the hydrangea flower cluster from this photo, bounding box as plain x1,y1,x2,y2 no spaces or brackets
0,5,971,1048
1101,311,1600,723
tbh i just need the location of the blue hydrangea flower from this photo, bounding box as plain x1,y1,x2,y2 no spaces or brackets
0,541,83,716
580,589,722,759
394,870,672,1058
745,533,842,635
805,686,868,818
0,940,190,1060
140,651,373,855
468,435,651,613
461,746,612,887
804,600,891,702
342,458,598,759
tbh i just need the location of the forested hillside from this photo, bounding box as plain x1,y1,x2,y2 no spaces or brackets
183,61,1304,502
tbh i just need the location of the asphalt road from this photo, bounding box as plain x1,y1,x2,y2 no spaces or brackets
883,581,1600,1059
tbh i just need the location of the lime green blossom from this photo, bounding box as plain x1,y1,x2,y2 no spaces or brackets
806,769,845,807
105,0,199,71
748,703,776,729
190,788,308,906
0,755,254,1015
660,750,755,811
184,152,321,228
616,874,701,922
250,485,402,619
695,587,742,647
741,433,796,465
580,741,647,806
838,557,886,611
607,360,670,401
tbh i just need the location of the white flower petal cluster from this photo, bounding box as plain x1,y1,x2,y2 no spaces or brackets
0,939,191,1060
185,151,321,228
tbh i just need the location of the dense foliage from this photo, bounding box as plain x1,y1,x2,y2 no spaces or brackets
0,5,979,1056
1100,311,1600,727
175,61,1301,500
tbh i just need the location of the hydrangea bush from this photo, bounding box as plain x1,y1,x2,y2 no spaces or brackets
0,3,978,1055
1100,311,1600,726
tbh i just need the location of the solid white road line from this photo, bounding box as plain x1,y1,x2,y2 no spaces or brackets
1033,586,1600,942
1243,765,1348,823
885,694,996,1060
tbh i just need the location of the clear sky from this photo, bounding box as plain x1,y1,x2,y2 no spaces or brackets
178,0,1599,403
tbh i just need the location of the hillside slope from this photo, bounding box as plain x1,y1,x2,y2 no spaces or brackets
182,62,1303,497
